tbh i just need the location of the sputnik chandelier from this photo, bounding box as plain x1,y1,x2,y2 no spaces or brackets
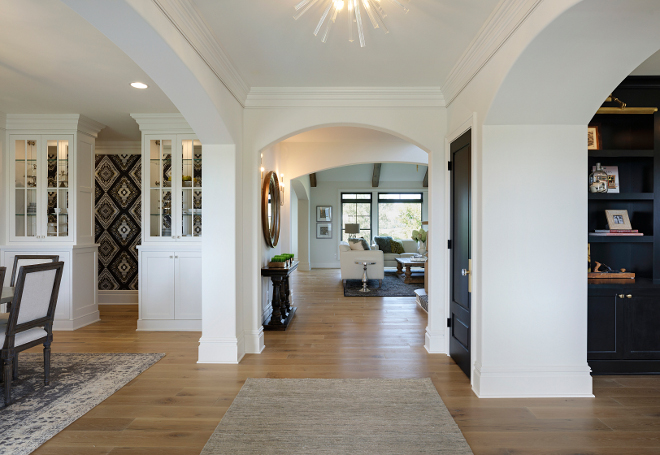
293,0,410,47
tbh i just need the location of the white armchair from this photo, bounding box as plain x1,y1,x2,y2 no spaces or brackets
339,241,384,289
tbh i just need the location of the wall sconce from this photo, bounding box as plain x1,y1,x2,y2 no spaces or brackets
279,173,285,206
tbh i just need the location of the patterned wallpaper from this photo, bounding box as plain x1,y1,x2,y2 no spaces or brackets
95,154,141,290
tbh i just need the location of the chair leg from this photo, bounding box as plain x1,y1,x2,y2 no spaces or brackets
44,345,51,386
4,358,12,406
12,353,18,380
378,279,382,289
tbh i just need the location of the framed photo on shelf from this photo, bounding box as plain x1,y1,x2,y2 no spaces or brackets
316,223,332,239
588,125,601,150
316,206,332,222
605,209,632,230
592,165,619,193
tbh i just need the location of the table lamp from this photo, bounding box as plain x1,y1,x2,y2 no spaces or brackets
345,223,360,239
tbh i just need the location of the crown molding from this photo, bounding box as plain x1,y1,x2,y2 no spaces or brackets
130,113,194,133
95,141,142,155
152,0,250,106
245,87,445,108
5,114,105,137
442,0,543,107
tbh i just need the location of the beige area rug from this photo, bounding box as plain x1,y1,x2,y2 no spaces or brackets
201,378,473,455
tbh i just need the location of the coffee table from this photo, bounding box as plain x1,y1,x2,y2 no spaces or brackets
395,258,426,284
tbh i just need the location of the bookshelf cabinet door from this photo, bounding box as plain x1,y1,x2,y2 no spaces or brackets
587,295,624,360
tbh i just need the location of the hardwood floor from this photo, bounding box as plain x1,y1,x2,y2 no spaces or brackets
26,269,660,454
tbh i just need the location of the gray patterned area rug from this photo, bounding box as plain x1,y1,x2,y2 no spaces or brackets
343,271,423,297
201,378,473,455
0,352,164,455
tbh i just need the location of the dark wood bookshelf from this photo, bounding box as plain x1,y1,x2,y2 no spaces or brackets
587,76,660,374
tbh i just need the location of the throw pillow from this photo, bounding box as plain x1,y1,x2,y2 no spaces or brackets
390,239,405,254
358,238,370,250
374,236,392,253
348,239,365,250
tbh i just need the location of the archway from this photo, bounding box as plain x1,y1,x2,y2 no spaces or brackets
449,0,660,397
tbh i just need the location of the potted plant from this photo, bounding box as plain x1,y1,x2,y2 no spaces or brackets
411,228,428,255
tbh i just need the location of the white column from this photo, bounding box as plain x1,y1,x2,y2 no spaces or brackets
297,200,311,271
198,144,243,363
0,112,6,246
243,146,264,354
473,125,592,397
425,143,447,353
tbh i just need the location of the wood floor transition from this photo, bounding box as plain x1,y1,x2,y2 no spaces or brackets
24,269,660,454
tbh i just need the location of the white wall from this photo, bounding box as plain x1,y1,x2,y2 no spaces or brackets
310,181,429,268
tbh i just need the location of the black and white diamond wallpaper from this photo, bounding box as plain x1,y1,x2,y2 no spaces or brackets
95,154,141,290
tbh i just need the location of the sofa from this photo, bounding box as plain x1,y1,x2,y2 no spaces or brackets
371,238,419,267
339,241,384,289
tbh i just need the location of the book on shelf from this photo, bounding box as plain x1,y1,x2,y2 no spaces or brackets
594,229,638,233
589,232,644,236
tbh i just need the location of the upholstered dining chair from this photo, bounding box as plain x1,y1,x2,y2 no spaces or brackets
1,261,64,406
9,255,60,287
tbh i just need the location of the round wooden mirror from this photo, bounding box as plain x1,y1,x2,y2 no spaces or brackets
261,171,281,248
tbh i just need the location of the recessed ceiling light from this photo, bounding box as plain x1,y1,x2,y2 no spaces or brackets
130,82,148,89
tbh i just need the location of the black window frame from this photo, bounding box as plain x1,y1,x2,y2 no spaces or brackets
340,192,373,242
377,192,424,237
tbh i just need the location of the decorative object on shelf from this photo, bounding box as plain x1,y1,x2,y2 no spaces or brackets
182,175,192,187
588,261,635,279
262,171,281,248
588,125,601,150
317,205,332,222
591,164,619,193
293,0,410,48
317,222,332,239
596,93,659,115
268,255,289,268
411,228,427,255
344,223,360,238
605,209,632,230
589,162,609,193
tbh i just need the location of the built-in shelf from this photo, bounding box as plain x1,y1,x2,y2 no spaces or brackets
589,149,655,158
588,236,653,243
588,193,654,200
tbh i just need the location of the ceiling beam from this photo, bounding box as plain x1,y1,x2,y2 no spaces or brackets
423,169,428,188
372,163,382,188
310,173,317,187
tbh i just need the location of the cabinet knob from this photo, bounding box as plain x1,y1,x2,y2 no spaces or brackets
618,294,625,298
169,256,173,258
626,294,633,299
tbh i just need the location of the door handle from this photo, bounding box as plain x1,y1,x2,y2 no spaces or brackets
461,269,470,276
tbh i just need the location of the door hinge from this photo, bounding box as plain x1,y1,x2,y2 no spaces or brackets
447,317,451,328
447,239,452,249
447,161,453,171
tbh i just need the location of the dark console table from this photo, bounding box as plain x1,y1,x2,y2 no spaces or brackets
261,261,298,331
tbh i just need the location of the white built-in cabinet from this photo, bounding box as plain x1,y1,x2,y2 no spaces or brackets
2,115,103,330
131,114,202,331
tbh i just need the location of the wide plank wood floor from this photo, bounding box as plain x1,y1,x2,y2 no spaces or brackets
24,269,660,454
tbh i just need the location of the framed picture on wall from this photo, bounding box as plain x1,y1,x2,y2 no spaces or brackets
316,206,332,222
317,222,332,239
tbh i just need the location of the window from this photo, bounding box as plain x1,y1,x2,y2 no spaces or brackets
341,193,372,242
378,193,423,239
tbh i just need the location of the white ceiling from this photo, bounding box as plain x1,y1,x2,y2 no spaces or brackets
0,0,178,141
316,162,427,182
192,0,501,87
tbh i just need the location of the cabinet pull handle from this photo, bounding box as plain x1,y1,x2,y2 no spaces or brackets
175,255,178,258
626,294,633,299
618,294,625,298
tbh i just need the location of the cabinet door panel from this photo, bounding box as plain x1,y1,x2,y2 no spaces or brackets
174,251,202,319
588,295,623,359
625,296,660,359
141,252,175,319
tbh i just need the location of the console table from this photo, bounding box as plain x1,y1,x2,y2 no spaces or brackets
261,261,298,331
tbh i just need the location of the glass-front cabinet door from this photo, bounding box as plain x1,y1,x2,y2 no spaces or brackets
145,135,202,242
11,135,72,241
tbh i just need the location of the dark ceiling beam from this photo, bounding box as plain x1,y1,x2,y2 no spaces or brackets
423,169,428,188
372,163,381,188
310,173,317,187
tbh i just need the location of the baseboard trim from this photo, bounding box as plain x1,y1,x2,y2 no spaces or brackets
424,328,446,354
198,336,244,364
137,319,201,331
311,262,340,269
53,310,101,331
472,363,594,398
244,328,265,354
98,290,138,305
